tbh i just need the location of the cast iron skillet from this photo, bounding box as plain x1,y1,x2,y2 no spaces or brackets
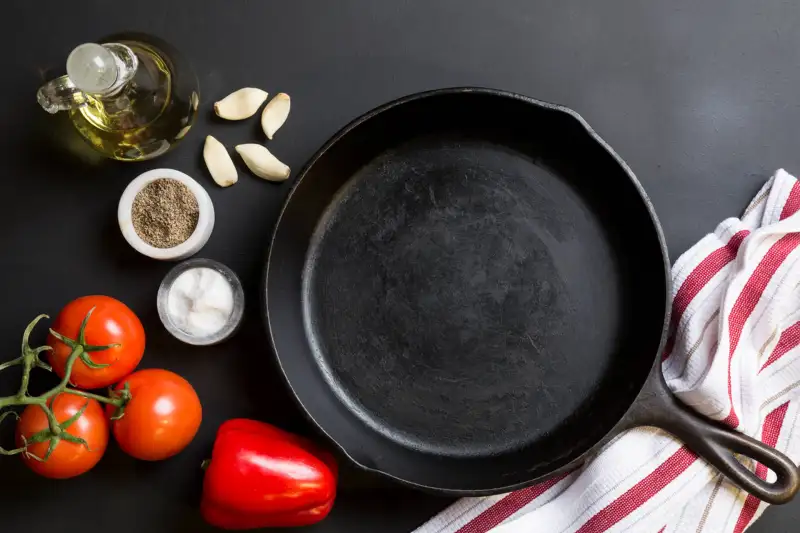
265,88,800,504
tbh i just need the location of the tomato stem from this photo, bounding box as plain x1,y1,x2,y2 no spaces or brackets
0,357,22,373
0,310,127,459
67,389,120,405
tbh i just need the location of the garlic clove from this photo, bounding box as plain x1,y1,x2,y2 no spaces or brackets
204,135,238,187
261,93,291,139
235,144,291,182
214,88,268,120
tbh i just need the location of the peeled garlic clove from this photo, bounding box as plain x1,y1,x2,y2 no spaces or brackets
214,88,268,120
204,135,238,187
235,144,291,182
261,93,291,139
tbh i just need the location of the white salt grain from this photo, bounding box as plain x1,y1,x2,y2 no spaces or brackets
166,267,235,338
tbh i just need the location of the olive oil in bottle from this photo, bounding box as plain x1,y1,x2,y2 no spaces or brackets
38,33,199,162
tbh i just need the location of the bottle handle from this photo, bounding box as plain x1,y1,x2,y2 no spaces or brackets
37,75,88,114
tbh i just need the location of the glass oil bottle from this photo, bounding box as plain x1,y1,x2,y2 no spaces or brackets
38,33,199,162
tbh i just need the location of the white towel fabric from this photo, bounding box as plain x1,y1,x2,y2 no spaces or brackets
412,169,800,533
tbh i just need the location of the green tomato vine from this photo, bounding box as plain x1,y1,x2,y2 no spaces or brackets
0,309,130,462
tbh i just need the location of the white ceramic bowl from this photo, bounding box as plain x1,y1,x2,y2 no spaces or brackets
118,168,214,261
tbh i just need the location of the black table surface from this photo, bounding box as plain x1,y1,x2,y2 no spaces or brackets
1,1,799,531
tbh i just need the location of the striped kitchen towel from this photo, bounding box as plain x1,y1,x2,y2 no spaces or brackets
412,169,800,533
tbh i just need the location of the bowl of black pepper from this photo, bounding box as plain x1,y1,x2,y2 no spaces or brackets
118,168,215,260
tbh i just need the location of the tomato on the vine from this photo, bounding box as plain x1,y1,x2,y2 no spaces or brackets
48,295,145,390
108,369,202,461
16,393,108,479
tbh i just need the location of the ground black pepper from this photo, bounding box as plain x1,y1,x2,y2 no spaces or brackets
132,178,199,248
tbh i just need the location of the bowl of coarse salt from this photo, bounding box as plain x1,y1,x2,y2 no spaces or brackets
157,258,245,345
118,168,214,261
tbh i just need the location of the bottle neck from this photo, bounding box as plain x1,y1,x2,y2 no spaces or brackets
86,43,139,98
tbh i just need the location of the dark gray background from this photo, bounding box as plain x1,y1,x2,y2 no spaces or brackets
0,0,798,531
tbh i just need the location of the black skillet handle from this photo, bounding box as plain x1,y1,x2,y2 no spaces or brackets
630,373,800,505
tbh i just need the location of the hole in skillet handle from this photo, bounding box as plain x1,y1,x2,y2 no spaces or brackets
627,372,800,505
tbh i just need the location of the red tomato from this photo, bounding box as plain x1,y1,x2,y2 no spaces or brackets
48,296,145,390
108,369,202,461
16,393,109,479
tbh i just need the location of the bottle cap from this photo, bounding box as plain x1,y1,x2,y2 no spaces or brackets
66,43,118,94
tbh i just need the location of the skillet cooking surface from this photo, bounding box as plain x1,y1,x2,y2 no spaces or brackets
304,134,628,457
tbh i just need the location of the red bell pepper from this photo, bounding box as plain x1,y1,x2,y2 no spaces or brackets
201,419,338,530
